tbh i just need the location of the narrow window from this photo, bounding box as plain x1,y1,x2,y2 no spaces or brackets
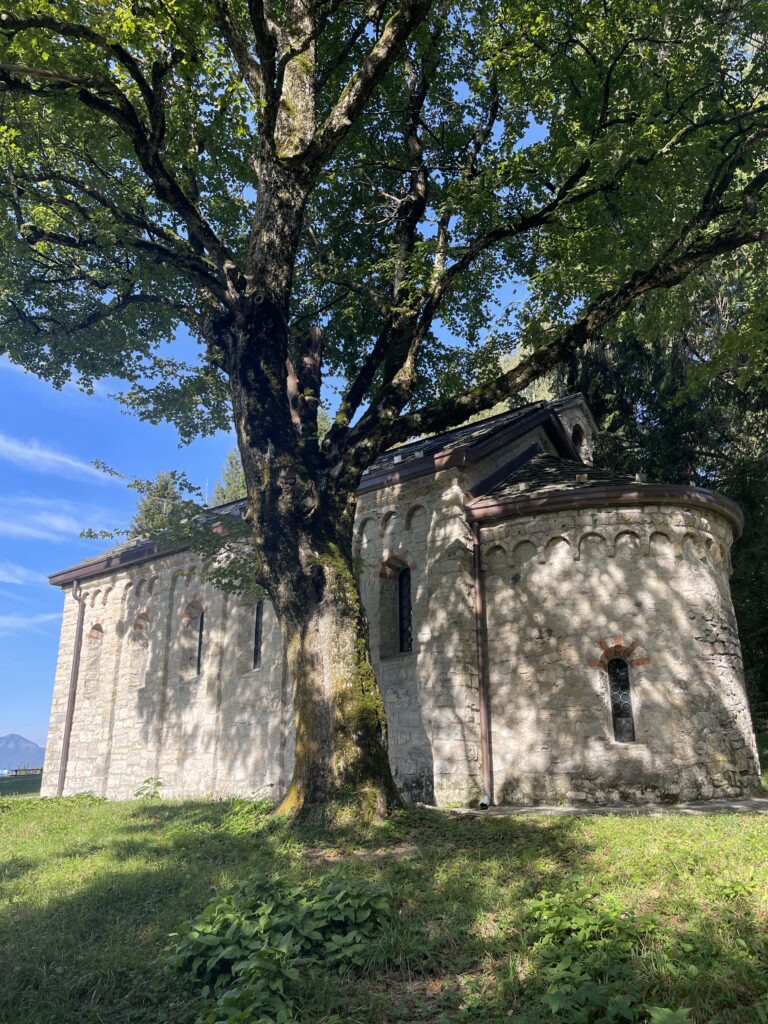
607,658,635,742
196,610,205,675
253,599,264,669
571,422,589,462
398,567,413,653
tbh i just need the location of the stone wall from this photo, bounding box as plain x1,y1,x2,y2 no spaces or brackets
42,555,291,800
480,504,760,803
354,425,556,805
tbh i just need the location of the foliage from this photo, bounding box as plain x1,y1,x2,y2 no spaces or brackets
1,800,768,1022
519,890,686,1023
170,871,391,1023
128,472,184,539
1,0,767,454
759,734,768,790
556,263,768,704
0,773,42,797
211,450,247,506
134,777,163,799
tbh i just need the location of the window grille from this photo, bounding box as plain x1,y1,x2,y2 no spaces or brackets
607,658,635,742
398,567,413,653
253,600,264,669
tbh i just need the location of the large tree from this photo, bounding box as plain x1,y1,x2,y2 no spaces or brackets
2,0,768,811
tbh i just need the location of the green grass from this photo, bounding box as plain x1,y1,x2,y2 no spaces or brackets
0,773,42,797
1,796,767,1024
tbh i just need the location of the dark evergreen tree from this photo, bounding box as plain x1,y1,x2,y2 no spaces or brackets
559,273,768,713
128,471,184,540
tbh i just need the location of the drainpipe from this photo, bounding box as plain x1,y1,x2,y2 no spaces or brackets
471,521,493,809
57,579,85,797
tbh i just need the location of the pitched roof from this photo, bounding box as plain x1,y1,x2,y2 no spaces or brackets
362,400,547,476
484,453,635,501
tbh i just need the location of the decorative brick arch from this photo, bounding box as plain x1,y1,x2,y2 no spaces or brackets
586,634,650,670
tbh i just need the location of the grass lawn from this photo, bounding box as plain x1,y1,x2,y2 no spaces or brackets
1,795,767,1024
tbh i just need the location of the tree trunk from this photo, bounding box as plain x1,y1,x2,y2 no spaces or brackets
270,532,401,815
220,159,401,812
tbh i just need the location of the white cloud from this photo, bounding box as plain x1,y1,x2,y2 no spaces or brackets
0,497,118,543
0,562,46,585
0,611,60,636
0,432,110,481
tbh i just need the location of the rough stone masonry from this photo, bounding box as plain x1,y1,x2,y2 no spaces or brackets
42,396,761,805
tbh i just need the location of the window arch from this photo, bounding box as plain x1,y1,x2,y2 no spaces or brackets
607,658,635,742
571,422,588,461
398,567,413,653
87,623,104,642
253,599,264,669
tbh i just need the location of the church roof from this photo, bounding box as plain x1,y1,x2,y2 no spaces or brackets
49,394,742,585
357,398,580,492
363,400,545,474
465,451,744,535
484,452,635,500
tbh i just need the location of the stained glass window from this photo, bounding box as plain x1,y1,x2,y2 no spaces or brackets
398,568,413,653
607,658,635,742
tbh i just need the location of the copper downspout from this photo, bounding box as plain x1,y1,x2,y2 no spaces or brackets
471,521,493,808
56,580,85,797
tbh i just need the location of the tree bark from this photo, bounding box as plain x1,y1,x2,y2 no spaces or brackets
224,290,400,815
274,534,401,814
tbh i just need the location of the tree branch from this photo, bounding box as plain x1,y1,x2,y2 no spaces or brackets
0,61,237,279
211,0,266,104
303,0,432,174
371,219,768,454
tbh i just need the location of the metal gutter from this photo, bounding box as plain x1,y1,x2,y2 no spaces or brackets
471,521,493,809
56,580,85,797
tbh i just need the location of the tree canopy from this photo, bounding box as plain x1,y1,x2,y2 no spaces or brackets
127,470,184,538
559,255,768,708
2,0,767,461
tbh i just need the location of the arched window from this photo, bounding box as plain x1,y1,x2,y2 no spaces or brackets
571,423,587,461
398,567,413,653
195,610,205,675
607,658,635,742
253,599,264,669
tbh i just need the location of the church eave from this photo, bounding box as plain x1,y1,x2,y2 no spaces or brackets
465,482,744,537
48,403,583,587
48,540,185,588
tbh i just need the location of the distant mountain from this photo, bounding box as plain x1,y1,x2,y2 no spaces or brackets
0,734,45,771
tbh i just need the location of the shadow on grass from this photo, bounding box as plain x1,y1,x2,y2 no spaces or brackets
0,799,766,1024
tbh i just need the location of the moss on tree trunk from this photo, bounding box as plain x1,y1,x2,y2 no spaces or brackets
275,545,401,815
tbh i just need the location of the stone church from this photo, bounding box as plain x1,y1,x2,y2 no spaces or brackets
41,395,761,806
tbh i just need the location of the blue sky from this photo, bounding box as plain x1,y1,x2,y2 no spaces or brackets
0,340,234,747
